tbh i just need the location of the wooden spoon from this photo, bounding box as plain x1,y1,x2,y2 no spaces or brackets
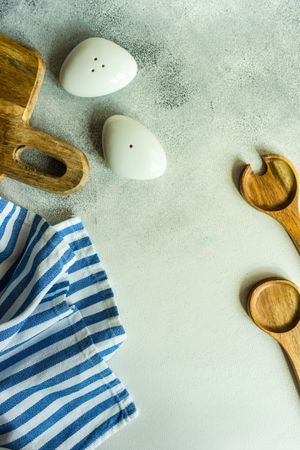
240,154,300,253
248,279,300,384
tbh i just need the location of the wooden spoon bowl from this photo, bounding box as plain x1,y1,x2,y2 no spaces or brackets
240,154,300,253
249,279,300,333
240,154,298,213
248,278,300,384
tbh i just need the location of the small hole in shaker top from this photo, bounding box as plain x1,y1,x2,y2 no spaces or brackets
91,69,95,72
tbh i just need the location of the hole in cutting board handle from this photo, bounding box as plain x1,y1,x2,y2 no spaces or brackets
16,148,67,177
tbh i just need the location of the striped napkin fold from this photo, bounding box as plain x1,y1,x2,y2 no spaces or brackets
0,197,137,449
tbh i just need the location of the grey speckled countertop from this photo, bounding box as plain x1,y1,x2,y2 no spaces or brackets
2,1,300,449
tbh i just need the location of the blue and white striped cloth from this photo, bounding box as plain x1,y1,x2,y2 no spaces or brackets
0,197,137,449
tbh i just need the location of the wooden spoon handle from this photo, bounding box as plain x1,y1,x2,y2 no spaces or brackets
279,327,300,385
275,208,300,254
1,126,89,194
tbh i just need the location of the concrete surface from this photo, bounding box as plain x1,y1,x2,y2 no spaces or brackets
1,0,300,449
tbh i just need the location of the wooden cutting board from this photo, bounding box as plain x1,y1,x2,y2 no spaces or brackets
0,34,89,194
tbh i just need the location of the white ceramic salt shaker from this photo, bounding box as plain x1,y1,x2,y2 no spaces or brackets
102,115,167,180
59,37,137,97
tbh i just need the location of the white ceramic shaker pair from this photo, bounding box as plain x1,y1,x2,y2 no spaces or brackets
59,37,167,180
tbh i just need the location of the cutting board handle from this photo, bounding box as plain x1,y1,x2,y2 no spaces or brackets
2,125,89,194
0,34,90,194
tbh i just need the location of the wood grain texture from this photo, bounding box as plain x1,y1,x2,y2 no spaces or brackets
248,279,300,385
0,34,89,194
240,154,300,253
